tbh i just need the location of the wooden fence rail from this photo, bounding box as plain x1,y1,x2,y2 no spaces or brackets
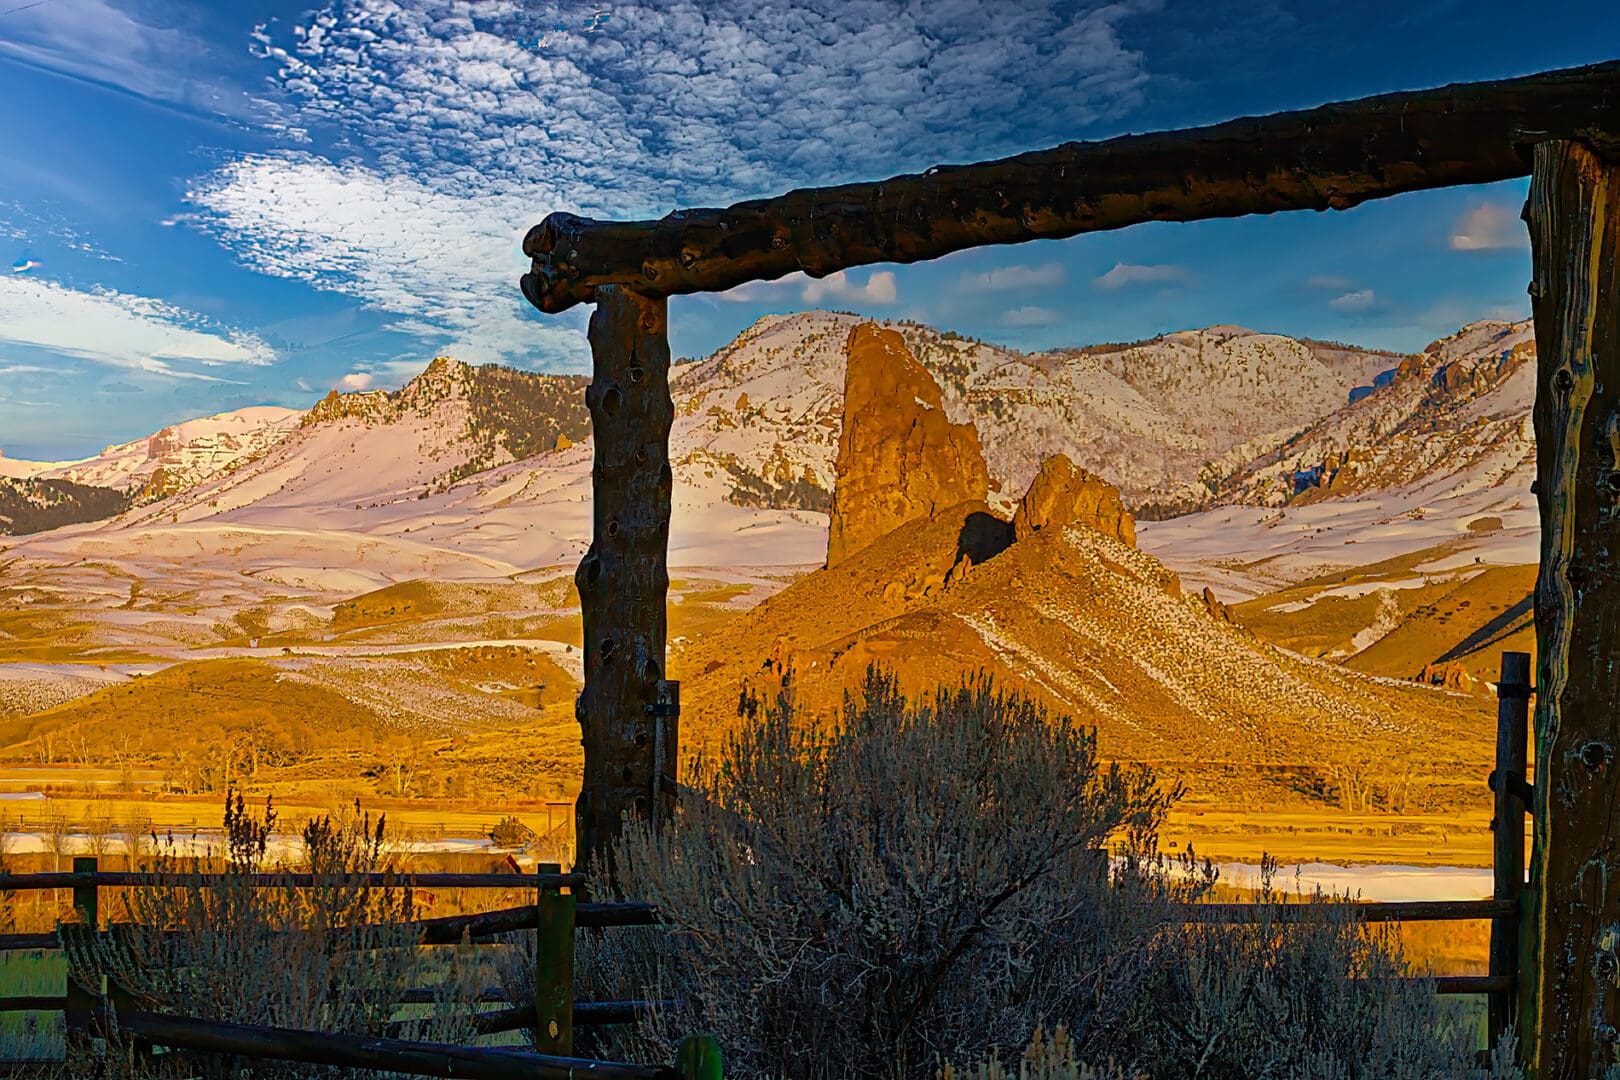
0,858,714,1077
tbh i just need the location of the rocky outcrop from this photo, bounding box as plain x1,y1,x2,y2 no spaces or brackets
1012,454,1136,547
826,324,989,568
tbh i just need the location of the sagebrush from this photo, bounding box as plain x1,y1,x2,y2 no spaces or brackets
526,669,1513,1080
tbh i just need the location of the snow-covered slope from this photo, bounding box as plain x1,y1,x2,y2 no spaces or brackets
2,314,1476,589
1140,321,1538,597
674,311,1400,513
1,406,302,495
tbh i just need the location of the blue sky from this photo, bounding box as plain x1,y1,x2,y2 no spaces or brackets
0,0,1615,459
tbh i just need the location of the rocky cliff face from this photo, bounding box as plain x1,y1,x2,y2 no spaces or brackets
826,324,990,568
1013,454,1136,547
1159,320,1536,513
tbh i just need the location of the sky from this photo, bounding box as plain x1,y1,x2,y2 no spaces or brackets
0,0,1615,460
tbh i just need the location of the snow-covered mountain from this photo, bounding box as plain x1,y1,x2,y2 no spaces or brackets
1139,321,1538,597
673,311,1403,513
3,313,1496,589
0,406,303,496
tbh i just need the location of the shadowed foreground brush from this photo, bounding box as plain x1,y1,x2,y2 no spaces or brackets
538,669,1517,1080
60,791,485,1079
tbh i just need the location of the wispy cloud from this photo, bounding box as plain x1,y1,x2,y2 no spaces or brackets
1093,262,1189,290
1328,289,1379,313
1450,202,1528,252
803,270,898,306
0,275,274,376
1000,305,1062,327
962,262,1066,292
0,0,279,127
718,269,897,307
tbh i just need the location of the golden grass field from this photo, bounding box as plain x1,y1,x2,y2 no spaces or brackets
0,544,1530,874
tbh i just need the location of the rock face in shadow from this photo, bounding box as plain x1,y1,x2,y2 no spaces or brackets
826,324,989,568
1012,454,1136,547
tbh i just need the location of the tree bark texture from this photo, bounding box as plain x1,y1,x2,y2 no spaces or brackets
1527,138,1620,1079
521,62,1620,314
573,287,674,868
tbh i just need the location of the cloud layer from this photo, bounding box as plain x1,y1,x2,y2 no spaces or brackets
189,0,1158,366
0,275,274,376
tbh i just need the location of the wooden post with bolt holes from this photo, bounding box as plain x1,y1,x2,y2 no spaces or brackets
1523,138,1620,1078
534,861,575,1056
573,286,675,872
64,856,99,1046
1489,651,1532,1054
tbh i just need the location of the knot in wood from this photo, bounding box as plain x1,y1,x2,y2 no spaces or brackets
1555,367,1576,393
641,262,659,282
628,365,645,384
1578,740,1613,769
1605,469,1620,494
600,638,617,661
602,386,623,417
640,312,658,331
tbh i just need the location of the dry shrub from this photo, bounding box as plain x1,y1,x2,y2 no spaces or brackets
943,1028,1143,1080
63,790,484,1079
554,670,1514,1080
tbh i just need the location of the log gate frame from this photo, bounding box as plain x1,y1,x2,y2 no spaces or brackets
523,60,1620,1076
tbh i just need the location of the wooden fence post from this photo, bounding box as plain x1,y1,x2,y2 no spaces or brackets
1523,137,1620,1078
1490,651,1532,1053
64,856,98,1048
574,286,675,872
676,1035,722,1080
535,862,575,1056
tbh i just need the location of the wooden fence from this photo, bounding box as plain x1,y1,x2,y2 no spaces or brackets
0,863,714,1078
0,650,1533,1070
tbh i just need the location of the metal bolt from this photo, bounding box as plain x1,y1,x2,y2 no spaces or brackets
549,1020,560,1039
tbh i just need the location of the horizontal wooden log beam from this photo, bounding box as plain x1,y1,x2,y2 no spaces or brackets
1184,898,1513,923
113,1008,680,1080
521,61,1620,314
0,870,581,891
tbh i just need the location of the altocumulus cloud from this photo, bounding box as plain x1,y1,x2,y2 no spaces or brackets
192,0,1158,365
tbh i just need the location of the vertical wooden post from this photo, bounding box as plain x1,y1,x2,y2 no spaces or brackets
1491,651,1532,1052
64,856,98,1046
677,1034,723,1080
534,861,575,1056
1524,138,1620,1078
574,286,675,871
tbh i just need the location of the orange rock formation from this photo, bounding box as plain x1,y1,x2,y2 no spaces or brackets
1012,453,1136,547
826,324,989,567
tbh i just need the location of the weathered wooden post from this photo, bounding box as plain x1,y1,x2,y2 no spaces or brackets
573,285,677,870
1524,138,1620,1078
1490,651,1532,1052
64,856,99,1048
534,861,575,1055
